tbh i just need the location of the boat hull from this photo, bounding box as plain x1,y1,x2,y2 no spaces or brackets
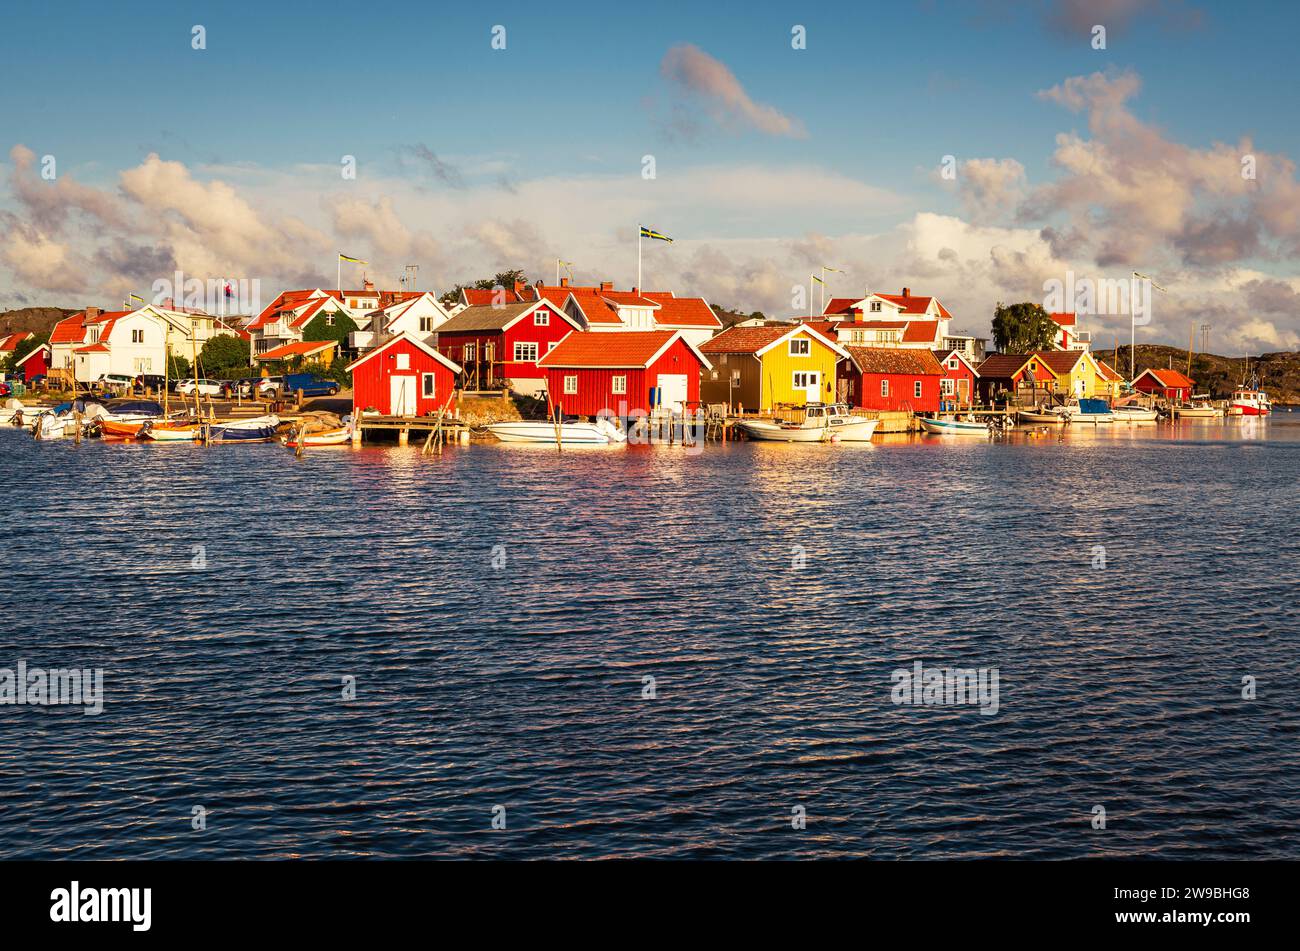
487,421,622,444
918,417,989,436
285,426,354,447
1111,408,1159,422
1017,410,1067,424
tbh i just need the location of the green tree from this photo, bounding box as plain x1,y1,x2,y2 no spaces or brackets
991,302,1059,354
200,334,251,374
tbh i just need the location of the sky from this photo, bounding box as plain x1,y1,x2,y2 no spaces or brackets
2,0,1299,353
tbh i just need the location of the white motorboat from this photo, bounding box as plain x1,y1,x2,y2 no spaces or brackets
918,414,991,436
738,403,879,442
488,418,627,444
1111,404,1159,422
1017,406,1068,424
1172,399,1218,418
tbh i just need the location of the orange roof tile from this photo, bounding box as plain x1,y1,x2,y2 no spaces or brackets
902,320,940,343
537,331,679,368
1049,312,1077,327
50,312,88,344
642,293,721,328
257,340,337,360
844,346,944,375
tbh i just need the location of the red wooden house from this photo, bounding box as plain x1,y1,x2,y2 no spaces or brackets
839,347,943,412
1132,368,1194,402
536,330,712,417
435,298,580,396
345,332,461,416
14,344,51,382
932,348,979,407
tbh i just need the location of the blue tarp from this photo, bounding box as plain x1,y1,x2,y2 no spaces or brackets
1078,398,1110,414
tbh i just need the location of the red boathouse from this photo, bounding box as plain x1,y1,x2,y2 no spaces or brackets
1132,368,1195,402
14,344,51,382
346,332,462,416
536,330,712,417
839,347,944,412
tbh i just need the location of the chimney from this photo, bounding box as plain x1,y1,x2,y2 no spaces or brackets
599,281,613,292
363,278,375,292
559,277,569,288
84,306,101,321
902,287,911,298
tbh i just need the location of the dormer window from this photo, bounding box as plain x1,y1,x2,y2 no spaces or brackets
870,301,882,312
534,310,550,326
788,338,811,356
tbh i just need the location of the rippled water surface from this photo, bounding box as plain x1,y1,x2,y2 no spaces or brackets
3,416,1299,859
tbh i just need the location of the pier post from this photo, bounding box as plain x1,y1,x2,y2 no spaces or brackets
398,427,409,447
351,424,362,447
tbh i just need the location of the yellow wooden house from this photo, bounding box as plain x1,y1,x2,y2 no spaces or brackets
700,323,848,412
1033,350,1107,398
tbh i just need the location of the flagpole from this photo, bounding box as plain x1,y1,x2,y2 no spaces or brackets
637,231,642,292
819,267,826,315
337,254,341,294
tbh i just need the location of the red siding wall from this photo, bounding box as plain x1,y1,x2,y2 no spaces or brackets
545,339,704,417
938,358,977,405
437,305,574,381
352,339,456,416
20,348,50,381
840,367,941,412
1134,378,1189,401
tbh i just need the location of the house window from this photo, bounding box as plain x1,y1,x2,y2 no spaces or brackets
465,343,476,361
325,314,335,327
870,301,882,312
396,353,410,370
420,317,434,332
948,358,958,369
563,374,578,394
612,375,627,394
851,331,865,343
422,373,436,397
534,310,550,326
941,379,955,395
547,341,558,352
789,338,811,356
514,342,539,362
881,380,890,397
132,329,144,343
914,380,923,399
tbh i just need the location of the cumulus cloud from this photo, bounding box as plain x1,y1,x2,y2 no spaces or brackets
956,157,1027,222
659,44,806,138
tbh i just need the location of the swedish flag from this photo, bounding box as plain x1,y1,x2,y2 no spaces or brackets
639,226,673,243
129,293,145,303
811,275,825,285
339,252,368,264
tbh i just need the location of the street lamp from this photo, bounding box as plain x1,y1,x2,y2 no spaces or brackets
1130,271,1167,381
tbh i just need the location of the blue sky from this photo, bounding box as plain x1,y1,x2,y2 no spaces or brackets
2,0,1299,352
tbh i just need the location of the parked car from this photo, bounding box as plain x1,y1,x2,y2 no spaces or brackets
281,373,340,397
94,373,136,392
174,378,223,397
220,377,264,398
133,373,167,393
253,376,283,396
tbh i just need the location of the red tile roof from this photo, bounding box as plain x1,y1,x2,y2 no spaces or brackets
1049,312,1077,327
0,332,31,351
823,297,861,316
461,287,521,306
902,320,940,343
537,330,679,368
258,340,337,360
877,292,953,319
1030,350,1086,375
699,324,799,354
641,293,721,328
1142,367,1195,388
75,342,110,353
977,354,1036,378
844,347,944,375
50,312,88,344
1096,360,1124,382
836,319,909,331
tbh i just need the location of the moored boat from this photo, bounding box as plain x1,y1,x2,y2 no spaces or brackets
488,418,627,444
1228,389,1271,416
284,420,355,447
1017,406,1068,424
918,414,991,436
1172,399,1219,418
1111,404,1159,423
142,419,203,442
208,414,282,442
739,403,879,442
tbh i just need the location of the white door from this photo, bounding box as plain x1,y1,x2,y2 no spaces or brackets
658,374,688,412
794,371,821,402
390,375,415,416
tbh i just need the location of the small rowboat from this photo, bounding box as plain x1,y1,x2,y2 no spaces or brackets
1017,407,1068,424
98,418,148,438
209,414,282,442
143,420,202,441
918,415,990,436
284,423,354,447
1111,404,1159,423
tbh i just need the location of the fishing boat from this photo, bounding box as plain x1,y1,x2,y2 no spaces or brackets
1110,404,1159,423
96,399,166,438
1228,389,1271,416
488,418,627,444
1062,398,1114,423
738,403,879,442
918,414,991,436
208,414,282,442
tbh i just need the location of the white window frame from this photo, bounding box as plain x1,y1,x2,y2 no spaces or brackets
514,341,539,363
396,353,410,370
464,342,476,361
881,379,889,397
534,309,550,326
131,328,144,343
422,372,436,398
870,301,882,312
563,374,578,395
914,380,923,399
941,378,955,396
611,375,627,394
788,337,810,356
